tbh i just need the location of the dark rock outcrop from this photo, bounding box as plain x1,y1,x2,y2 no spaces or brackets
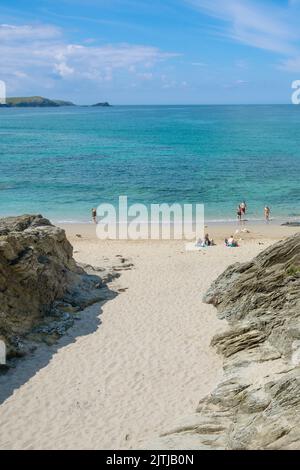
0,215,117,360
91,102,110,107
148,233,300,450
282,222,300,227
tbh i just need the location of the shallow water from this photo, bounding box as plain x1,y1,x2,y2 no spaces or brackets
1,105,300,222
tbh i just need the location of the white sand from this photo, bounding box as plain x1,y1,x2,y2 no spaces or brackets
0,224,297,450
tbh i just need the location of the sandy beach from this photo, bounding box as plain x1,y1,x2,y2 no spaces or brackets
1,0,300,452
0,222,298,450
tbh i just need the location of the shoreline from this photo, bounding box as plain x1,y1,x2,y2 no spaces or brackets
59,220,299,243
52,216,299,225
0,217,299,449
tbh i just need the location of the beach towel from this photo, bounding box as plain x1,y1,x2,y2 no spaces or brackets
185,242,207,252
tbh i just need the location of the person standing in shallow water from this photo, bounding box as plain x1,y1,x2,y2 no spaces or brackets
237,205,242,224
264,206,271,223
92,208,97,224
240,201,247,219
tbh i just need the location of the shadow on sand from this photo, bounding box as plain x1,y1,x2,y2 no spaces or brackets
0,283,118,406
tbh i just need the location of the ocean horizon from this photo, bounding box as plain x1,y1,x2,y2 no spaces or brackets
1,104,300,224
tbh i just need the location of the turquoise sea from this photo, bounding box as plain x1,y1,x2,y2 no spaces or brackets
0,105,300,223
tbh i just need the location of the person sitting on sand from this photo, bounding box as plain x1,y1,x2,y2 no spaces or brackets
196,234,215,247
92,207,97,224
264,206,271,223
204,233,214,246
225,235,238,247
195,237,205,247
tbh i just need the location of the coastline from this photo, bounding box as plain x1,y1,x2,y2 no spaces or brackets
58,219,299,243
52,215,300,225
0,219,298,449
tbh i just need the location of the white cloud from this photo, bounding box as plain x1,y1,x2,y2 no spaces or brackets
186,0,300,74
186,0,300,56
235,59,249,70
161,74,172,88
54,62,75,78
0,24,61,42
0,23,179,93
281,57,300,73
137,72,153,80
223,79,249,89
13,70,28,78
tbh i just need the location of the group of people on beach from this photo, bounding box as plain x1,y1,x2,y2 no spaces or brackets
92,201,272,251
197,201,272,250
93,202,272,226
237,201,271,223
197,233,239,248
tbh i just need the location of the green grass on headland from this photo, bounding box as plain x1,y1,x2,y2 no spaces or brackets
286,265,300,277
0,96,75,107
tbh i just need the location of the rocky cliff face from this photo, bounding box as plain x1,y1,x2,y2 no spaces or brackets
149,233,300,450
0,215,116,360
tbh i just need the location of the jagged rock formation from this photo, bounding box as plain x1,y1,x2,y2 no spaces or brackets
148,233,300,450
0,215,118,360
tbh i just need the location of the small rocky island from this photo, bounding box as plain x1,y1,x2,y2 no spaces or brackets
148,233,300,450
0,215,118,363
92,102,110,107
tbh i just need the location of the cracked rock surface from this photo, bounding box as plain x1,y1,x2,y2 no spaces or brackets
0,215,119,360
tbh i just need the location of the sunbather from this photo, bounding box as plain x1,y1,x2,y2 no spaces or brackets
196,233,215,247
204,233,214,246
225,235,239,247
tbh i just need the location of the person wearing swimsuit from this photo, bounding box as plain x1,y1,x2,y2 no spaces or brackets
264,206,271,223
237,205,242,223
240,201,247,218
92,208,97,224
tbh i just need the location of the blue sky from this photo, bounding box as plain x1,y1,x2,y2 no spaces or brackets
1,0,300,104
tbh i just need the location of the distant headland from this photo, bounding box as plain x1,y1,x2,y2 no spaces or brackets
0,96,111,107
